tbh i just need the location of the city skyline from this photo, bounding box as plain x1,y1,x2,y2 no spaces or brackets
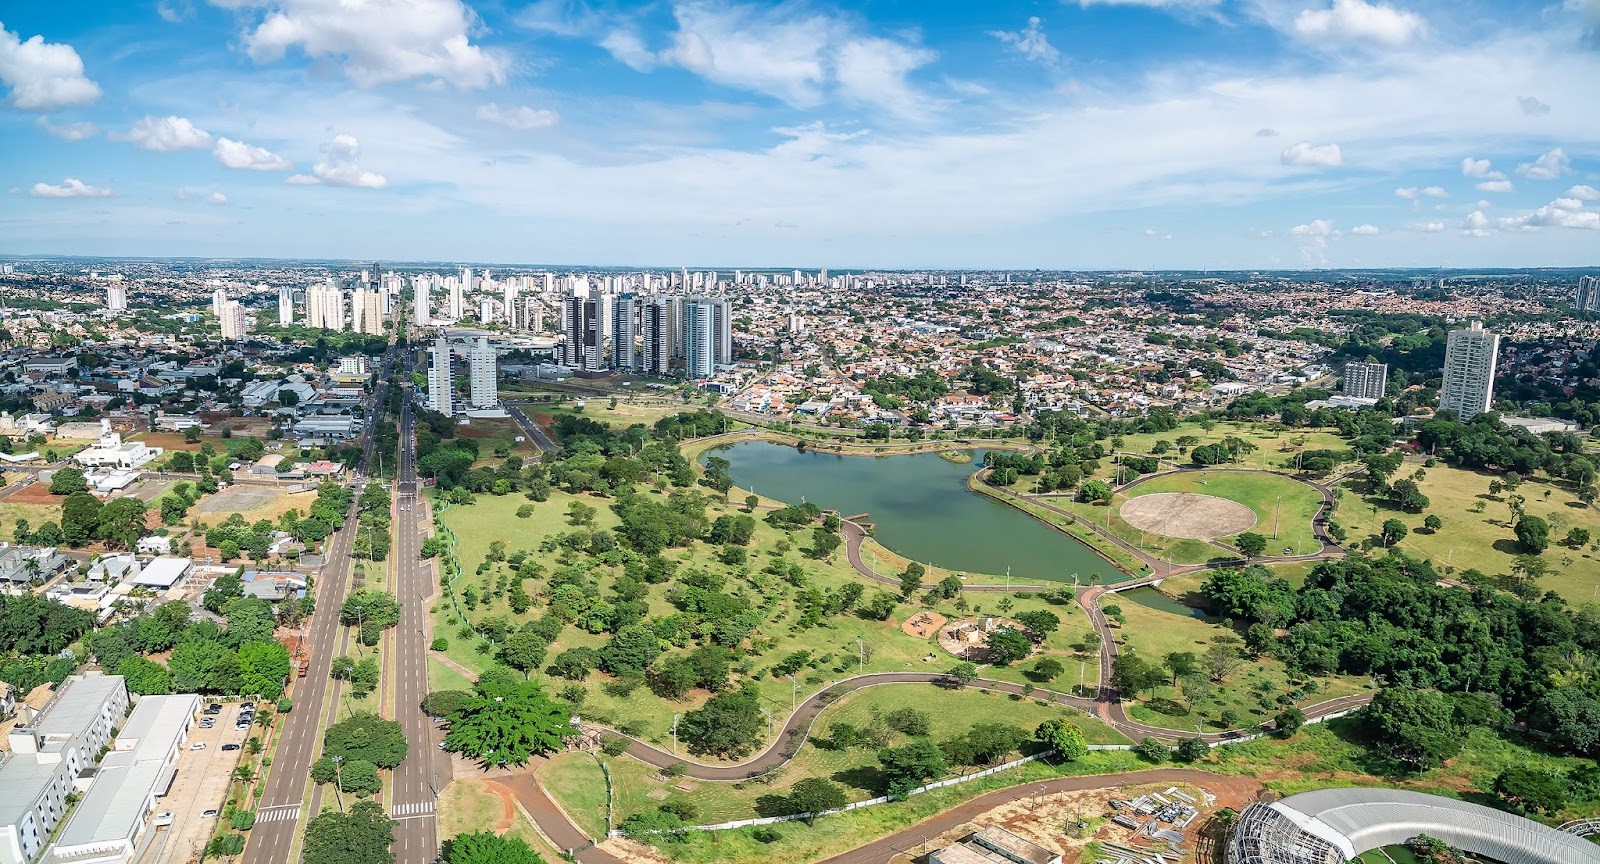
0,0,1597,269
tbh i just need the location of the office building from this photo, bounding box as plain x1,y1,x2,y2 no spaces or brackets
642,297,671,376
1341,362,1388,401
105,284,127,313
427,336,453,416
218,301,246,341
612,294,637,371
469,337,498,409
277,286,294,325
1439,321,1501,421
1579,275,1600,312
0,673,128,864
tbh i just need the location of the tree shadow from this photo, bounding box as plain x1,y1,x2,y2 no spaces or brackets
831,764,885,794
1491,539,1523,555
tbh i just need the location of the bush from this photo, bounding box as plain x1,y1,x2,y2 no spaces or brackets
430,638,448,651
276,698,293,713
601,736,630,757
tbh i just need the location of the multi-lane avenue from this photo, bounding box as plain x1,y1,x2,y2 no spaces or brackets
242,344,396,864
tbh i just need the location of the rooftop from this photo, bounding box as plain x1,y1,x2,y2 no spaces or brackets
113,695,198,760
33,673,124,741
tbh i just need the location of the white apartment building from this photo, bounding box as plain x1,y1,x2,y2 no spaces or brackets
277,286,295,325
357,289,383,335
427,336,453,416
1341,361,1388,401
218,301,246,341
1440,321,1501,421
0,674,129,864
306,283,345,332
412,275,431,326
105,285,126,313
210,288,227,318
468,337,498,409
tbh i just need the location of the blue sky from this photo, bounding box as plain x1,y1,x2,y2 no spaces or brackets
0,0,1597,268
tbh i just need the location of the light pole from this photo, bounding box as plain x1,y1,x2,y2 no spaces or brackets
331,755,346,813
672,714,680,756
856,638,864,674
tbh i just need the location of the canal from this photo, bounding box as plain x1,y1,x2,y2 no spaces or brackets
711,441,1113,584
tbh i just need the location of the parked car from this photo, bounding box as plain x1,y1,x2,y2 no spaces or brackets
221,744,240,751
201,810,219,819
190,743,206,750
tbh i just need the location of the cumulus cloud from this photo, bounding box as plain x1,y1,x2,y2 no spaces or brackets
210,0,508,89
1292,0,1425,46
1498,197,1600,231
1517,147,1570,180
1290,219,1334,235
991,17,1060,65
1566,185,1600,200
214,137,293,171
1461,157,1503,179
1350,224,1380,234
1518,95,1551,115
115,115,212,151
1461,210,1491,237
1255,128,1278,137
1415,222,1445,232
0,22,101,110
36,116,97,141
207,192,229,205
1477,179,1515,193
475,103,559,130
288,134,388,188
29,177,113,198
1281,142,1343,167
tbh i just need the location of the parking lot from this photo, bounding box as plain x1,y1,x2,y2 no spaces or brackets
146,703,251,864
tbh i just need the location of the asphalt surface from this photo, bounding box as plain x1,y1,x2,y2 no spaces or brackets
389,378,447,861
242,345,396,864
505,403,560,454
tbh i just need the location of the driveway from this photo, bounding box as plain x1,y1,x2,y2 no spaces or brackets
145,703,250,864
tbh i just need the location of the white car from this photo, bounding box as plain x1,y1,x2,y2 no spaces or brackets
189,743,206,750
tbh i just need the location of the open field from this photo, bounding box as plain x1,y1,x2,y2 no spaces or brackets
1103,421,1356,476
1109,597,1372,729
437,775,565,862
427,655,474,692
539,752,609,838
1333,464,1600,604
456,417,542,462
436,487,1108,759
1125,470,1325,557
1120,492,1257,540
1051,495,1224,567
0,500,63,541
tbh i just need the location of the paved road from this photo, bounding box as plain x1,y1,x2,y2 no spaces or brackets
242,345,396,864
389,377,448,861
505,404,560,454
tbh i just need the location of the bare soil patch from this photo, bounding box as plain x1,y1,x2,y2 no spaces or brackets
900,610,947,639
1119,492,1256,540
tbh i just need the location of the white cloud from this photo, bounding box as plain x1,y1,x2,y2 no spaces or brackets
1281,142,1343,167
1461,157,1504,179
29,177,113,198
1415,221,1445,232
1290,219,1334,235
211,0,508,89
1516,147,1570,180
0,22,101,110
157,0,194,22
1073,0,1221,6
115,115,212,151
36,116,97,141
290,134,388,188
1394,186,1418,199
600,30,656,72
1461,210,1491,237
1566,184,1600,200
475,103,559,130
1498,198,1600,231
991,17,1060,65
1518,95,1550,115
1255,128,1278,137
1292,0,1425,47
1350,223,1380,234
835,37,937,118
1476,179,1515,193
207,192,229,205
214,137,293,171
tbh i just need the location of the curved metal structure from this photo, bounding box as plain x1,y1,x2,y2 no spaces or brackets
1227,788,1600,864
1562,818,1600,838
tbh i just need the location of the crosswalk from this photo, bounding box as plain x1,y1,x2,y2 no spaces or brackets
392,801,436,818
256,805,301,824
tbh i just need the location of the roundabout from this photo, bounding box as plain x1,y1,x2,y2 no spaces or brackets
1118,492,1257,540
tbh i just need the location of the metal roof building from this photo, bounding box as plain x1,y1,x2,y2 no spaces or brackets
1228,788,1600,864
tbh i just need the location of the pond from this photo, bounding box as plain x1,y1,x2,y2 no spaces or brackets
1114,586,1209,619
710,441,1113,584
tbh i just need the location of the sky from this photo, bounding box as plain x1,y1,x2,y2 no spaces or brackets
0,0,1597,269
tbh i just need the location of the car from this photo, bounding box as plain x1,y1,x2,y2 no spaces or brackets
221,744,240,751
190,743,206,750
209,703,222,710
239,703,254,711
198,720,214,728
201,810,219,819
437,741,447,750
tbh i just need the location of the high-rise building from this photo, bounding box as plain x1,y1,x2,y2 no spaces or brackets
612,294,637,370
278,286,294,325
106,284,127,312
412,275,431,326
427,336,453,416
683,298,716,379
469,337,498,409
1341,362,1388,401
350,288,366,334
502,281,519,329
356,289,384,335
710,297,733,366
561,293,609,372
306,283,345,331
1439,321,1501,421
219,301,246,341
450,270,466,320
642,297,671,376
1579,275,1600,312
211,287,228,317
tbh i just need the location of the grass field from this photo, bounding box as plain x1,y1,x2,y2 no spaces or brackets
437,487,1114,760
427,656,474,692
1334,464,1600,604
456,417,542,463
0,500,63,541
540,752,610,837
1110,598,1371,729
437,776,565,861
1105,421,1355,477
1123,470,1325,557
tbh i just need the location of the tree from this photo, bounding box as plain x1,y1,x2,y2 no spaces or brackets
204,571,242,615
225,596,277,647
443,832,546,864
1423,514,1443,532
1273,706,1306,737
324,712,409,769
116,656,172,695
1380,518,1409,547
302,800,395,864
1514,515,1549,554
1133,737,1169,762
499,629,549,675
445,679,574,767
600,624,660,675
1363,687,1462,771
420,690,473,719
1014,610,1060,641
1164,651,1200,686
946,662,978,685
676,683,764,758
878,737,948,797
96,497,149,550
50,467,88,495
1034,719,1088,762
1234,532,1267,558
1202,641,1243,682
786,778,847,825
1173,737,1209,763
1492,767,1568,815
1078,480,1112,503
60,493,102,546
1565,527,1591,548
1111,654,1163,698
899,563,925,598
1028,658,1064,682
985,629,1032,666
237,641,291,700
337,759,383,797
807,526,841,559
619,810,687,844
943,723,1026,766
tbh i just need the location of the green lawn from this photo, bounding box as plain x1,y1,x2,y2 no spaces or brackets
1334,465,1600,604
1105,421,1356,477
540,751,610,838
1050,497,1227,567
426,655,473,692
1123,469,1326,557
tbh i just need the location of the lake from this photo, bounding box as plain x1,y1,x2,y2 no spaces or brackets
710,441,1114,584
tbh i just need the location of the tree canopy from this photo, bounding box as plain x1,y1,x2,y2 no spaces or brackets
444,679,574,767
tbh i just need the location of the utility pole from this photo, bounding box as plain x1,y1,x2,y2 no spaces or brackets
672,713,680,756
856,638,865,674
1273,495,1282,540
